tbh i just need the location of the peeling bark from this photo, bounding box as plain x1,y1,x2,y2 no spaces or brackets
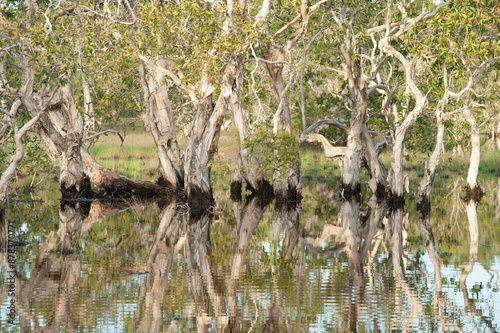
185,58,238,211
139,56,185,189
83,78,95,131
19,72,92,197
463,107,484,205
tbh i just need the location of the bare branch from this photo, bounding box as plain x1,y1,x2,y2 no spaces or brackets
304,119,349,135
84,130,124,145
137,54,199,103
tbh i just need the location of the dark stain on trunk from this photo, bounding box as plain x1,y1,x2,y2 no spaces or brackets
247,179,275,208
60,176,94,199
376,182,387,201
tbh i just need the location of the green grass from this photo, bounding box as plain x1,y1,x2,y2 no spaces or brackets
91,131,158,180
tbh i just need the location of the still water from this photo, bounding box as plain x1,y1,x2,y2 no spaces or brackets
1,179,500,332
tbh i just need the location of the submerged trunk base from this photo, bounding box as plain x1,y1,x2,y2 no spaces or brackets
188,185,215,222
340,183,361,202
388,192,405,212
466,184,485,204
275,186,302,210
416,195,431,220
60,177,94,199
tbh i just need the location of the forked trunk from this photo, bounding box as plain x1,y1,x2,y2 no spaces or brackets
0,112,43,222
139,57,184,189
20,76,92,197
185,59,238,212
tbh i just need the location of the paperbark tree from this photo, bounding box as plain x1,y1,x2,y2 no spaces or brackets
0,108,42,222
255,0,332,203
138,56,185,190
134,0,273,212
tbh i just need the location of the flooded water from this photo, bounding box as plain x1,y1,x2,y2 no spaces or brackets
1,178,500,332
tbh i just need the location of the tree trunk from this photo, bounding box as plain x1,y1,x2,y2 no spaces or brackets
261,45,302,204
496,119,500,150
417,117,445,218
185,59,238,213
361,126,388,197
341,120,364,200
227,191,272,332
388,208,407,280
83,78,95,131
463,108,484,206
341,196,363,275
229,60,268,193
0,112,42,222
135,200,181,333
80,148,169,197
20,71,92,197
262,46,292,135
139,56,184,189
185,212,228,332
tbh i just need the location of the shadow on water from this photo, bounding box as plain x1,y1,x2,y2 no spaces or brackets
1,183,500,332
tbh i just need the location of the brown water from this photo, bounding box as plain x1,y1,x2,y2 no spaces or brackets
1,180,500,332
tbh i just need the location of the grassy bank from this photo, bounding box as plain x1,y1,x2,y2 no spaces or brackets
91,128,500,188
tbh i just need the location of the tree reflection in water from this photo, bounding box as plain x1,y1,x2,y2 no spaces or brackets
1,190,500,332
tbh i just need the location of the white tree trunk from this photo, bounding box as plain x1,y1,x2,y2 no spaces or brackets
83,78,95,131
186,59,238,209
0,112,43,221
139,56,185,189
229,61,267,193
417,118,445,215
20,71,92,196
462,107,484,205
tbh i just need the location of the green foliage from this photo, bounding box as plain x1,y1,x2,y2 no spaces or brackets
135,0,256,86
243,127,299,183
